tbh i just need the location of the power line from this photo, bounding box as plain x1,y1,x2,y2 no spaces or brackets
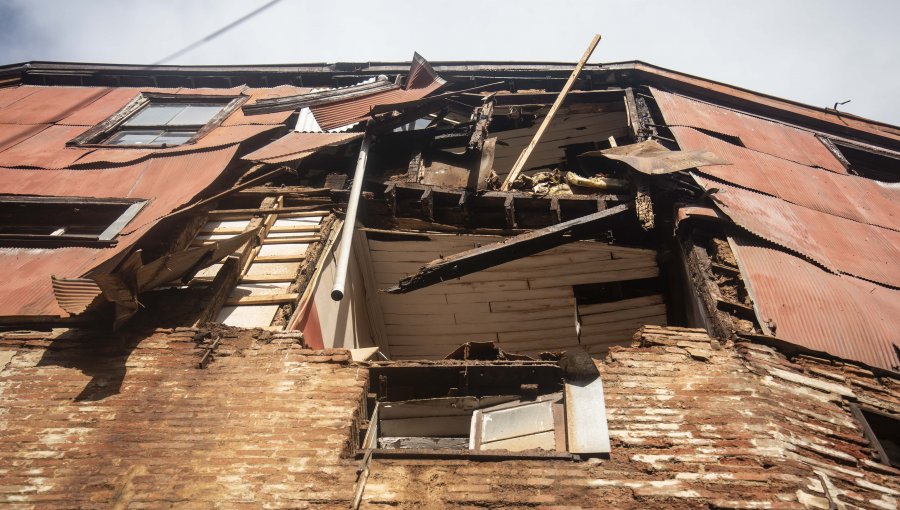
153,0,285,65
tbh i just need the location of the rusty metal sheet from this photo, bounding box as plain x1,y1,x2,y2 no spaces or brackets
310,55,445,130
0,124,93,169
671,126,900,232
50,277,104,314
0,86,41,109
242,131,361,162
652,88,847,174
579,139,729,175
694,175,900,288
0,146,240,318
0,123,51,154
0,86,114,125
730,237,900,372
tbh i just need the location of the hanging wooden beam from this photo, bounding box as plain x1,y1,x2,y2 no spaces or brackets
500,34,601,191
386,202,632,294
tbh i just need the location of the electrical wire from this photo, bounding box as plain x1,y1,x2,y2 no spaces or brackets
153,0,285,65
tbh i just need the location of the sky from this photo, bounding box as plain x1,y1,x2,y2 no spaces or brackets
1,0,898,124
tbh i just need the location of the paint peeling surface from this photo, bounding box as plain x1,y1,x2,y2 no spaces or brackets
731,238,900,371
653,88,900,371
0,84,308,318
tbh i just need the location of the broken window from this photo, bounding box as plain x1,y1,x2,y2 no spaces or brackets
821,137,900,183
359,365,610,458
69,93,241,148
851,404,900,468
0,195,147,246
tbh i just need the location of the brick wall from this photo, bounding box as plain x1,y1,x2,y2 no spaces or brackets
1,325,898,509
0,328,364,509
361,327,900,509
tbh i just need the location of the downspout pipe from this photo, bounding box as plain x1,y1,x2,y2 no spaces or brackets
331,130,372,301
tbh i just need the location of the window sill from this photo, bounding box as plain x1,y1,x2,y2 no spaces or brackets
356,447,578,461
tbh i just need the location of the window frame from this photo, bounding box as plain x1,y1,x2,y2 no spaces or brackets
68,92,246,148
849,403,900,469
356,364,610,461
0,195,148,247
817,134,900,182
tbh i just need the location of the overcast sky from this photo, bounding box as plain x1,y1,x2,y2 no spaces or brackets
1,0,898,124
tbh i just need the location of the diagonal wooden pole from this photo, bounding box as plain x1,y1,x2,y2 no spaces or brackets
500,34,602,191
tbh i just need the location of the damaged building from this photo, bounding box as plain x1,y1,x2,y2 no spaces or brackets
0,45,899,509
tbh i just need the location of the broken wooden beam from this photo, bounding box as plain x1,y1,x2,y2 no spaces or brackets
225,293,300,306
500,34,601,191
386,202,632,294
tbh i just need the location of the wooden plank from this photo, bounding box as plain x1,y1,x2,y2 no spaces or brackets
203,225,320,235
225,293,299,306
207,207,328,217
491,297,576,313
239,274,298,283
500,34,603,191
382,313,456,326
577,295,663,315
495,336,580,353
379,300,487,316
496,327,579,344
454,306,574,325
373,256,654,279
389,203,633,294
253,254,306,263
579,304,667,326
378,294,450,309
262,236,321,245
385,280,530,296
580,316,667,344
385,316,575,337
446,287,573,304
387,332,498,347
528,266,659,289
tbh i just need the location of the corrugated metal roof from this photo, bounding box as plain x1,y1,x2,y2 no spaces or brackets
693,175,900,288
51,277,103,314
655,86,900,371
653,88,847,173
670,126,900,232
310,55,445,130
242,131,361,163
730,238,900,372
0,145,240,318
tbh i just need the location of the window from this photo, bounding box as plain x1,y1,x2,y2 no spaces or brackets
0,195,147,247
851,404,900,468
69,93,243,148
819,136,900,183
358,364,610,458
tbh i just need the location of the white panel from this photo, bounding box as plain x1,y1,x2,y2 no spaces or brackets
205,219,251,230
481,430,556,451
565,377,611,454
274,216,322,227
230,282,290,298
245,262,301,276
479,400,555,443
257,243,309,257
216,304,279,328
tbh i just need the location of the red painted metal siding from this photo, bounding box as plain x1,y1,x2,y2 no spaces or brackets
654,87,900,371
731,238,900,371
0,84,306,318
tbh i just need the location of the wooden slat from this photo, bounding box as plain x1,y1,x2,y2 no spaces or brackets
491,297,576,313
497,327,579,343
225,293,299,306
253,254,306,263
240,275,298,283
262,236,321,245
579,304,667,326
382,313,456,326
388,332,499,347
386,316,575,337
528,266,659,289
379,300,487,316
577,295,664,315
446,287,573,304
453,306,574,325
203,225,320,235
